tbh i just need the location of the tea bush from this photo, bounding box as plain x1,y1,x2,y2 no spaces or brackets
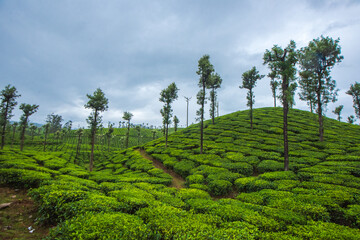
48,212,155,240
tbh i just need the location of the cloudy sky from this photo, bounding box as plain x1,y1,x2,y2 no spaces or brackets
1,0,359,128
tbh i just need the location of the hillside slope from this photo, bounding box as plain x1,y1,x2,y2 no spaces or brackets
1,107,360,239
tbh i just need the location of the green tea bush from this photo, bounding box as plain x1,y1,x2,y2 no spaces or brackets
235,177,256,192
176,188,211,201
188,184,209,192
345,204,360,227
0,168,52,188
186,174,205,185
286,220,360,240
222,162,253,176
62,193,129,218
207,171,241,183
173,160,195,177
109,186,156,213
257,160,283,173
48,212,155,240
30,187,89,225
259,171,298,181
208,180,232,196
43,157,68,170
137,205,222,239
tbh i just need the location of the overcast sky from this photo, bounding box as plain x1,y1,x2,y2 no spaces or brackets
1,0,360,128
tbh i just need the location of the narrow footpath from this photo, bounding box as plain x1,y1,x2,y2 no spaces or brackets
137,149,185,189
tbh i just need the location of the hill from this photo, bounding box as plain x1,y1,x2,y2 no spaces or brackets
1,107,360,239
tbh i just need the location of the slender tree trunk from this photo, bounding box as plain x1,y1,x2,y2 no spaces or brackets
186,100,189,127
1,102,9,149
89,110,97,172
200,85,205,154
11,126,16,148
211,89,215,124
76,134,81,158
282,78,289,171
165,122,169,147
19,117,29,151
43,132,47,152
126,120,130,148
310,100,313,113
316,90,324,142
273,90,277,108
250,90,253,130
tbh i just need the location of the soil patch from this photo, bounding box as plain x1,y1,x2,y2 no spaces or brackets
0,187,50,240
137,149,185,189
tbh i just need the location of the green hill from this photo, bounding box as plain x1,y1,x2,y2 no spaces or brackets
1,107,360,239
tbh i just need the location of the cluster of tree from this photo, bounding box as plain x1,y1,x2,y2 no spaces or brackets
0,85,39,151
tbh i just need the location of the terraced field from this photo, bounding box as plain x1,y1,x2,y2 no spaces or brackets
1,107,360,239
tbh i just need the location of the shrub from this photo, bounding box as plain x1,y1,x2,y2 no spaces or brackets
173,160,195,177
48,212,155,240
186,174,205,186
259,171,298,181
176,188,211,201
109,186,156,213
257,160,283,173
43,157,68,170
222,162,253,176
345,204,360,228
0,168,52,188
286,220,360,240
29,188,89,225
207,171,241,183
208,180,232,196
234,177,256,192
188,184,209,192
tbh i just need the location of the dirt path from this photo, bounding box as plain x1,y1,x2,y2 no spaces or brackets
137,149,185,189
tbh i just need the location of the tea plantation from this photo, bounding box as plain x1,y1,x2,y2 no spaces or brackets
1,107,360,239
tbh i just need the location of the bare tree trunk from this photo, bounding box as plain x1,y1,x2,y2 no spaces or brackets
282,78,289,171
89,110,97,172
0,102,9,149
316,87,324,142
250,90,253,130
19,117,28,151
165,122,168,147
200,85,205,154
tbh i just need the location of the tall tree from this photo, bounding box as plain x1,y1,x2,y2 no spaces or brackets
46,113,63,133
299,36,343,141
184,96,191,127
63,120,72,132
11,122,18,148
159,82,179,147
0,85,21,149
75,128,83,160
347,115,355,124
208,73,222,124
332,105,344,122
173,115,179,132
19,103,39,151
29,123,37,140
240,67,264,129
106,122,114,151
269,72,279,108
43,123,50,152
84,88,108,172
346,82,360,123
123,111,133,148
196,55,214,154
264,40,298,171
298,70,317,113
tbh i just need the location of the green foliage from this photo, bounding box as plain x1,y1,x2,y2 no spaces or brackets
48,212,154,240
208,179,232,196
257,160,283,173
